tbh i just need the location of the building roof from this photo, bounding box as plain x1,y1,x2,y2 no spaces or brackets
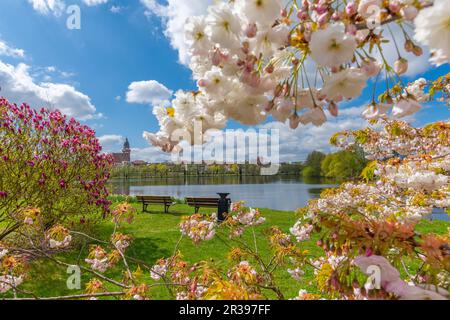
112,153,129,164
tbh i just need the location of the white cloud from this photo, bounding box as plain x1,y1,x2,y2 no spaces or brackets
110,5,123,13
28,0,66,16
0,61,101,120
259,106,369,162
126,80,173,105
377,24,431,77
83,0,108,6
98,134,124,152
131,146,171,162
98,133,171,162
141,0,212,65
0,40,25,58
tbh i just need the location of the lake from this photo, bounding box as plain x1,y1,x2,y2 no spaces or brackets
109,176,449,220
109,176,336,212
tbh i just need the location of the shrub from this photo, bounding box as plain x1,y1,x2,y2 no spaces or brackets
0,98,112,241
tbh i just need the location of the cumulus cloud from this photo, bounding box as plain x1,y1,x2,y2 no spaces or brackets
131,146,171,162
126,80,173,105
141,0,212,65
377,24,431,77
98,134,125,152
260,107,369,162
98,133,171,162
0,61,101,120
28,0,66,16
0,40,25,58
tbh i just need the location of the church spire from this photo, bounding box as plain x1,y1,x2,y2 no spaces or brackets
123,137,130,151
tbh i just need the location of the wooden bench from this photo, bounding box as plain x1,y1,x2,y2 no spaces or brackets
136,196,176,214
186,197,220,214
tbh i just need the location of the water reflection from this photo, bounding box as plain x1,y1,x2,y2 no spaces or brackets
108,176,449,220
108,176,337,212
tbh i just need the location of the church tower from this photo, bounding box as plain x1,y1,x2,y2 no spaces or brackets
122,138,131,163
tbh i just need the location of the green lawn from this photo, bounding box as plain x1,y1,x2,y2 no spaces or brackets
6,203,450,300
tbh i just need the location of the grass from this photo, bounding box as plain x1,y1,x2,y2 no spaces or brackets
5,203,450,300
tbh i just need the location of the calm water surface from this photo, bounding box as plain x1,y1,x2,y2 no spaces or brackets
109,176,336,212
109,176,449,220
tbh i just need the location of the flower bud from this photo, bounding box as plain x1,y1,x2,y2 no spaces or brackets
412,45,423,57
400,6,418,21
265,100,275,112
389,0,401,13
328,101,339,117
346,2,357,16
211,49,221,66
265,63,274,74
289,114,301,129
404,39,414,52
394,58,408,75
245,23,257,38
331,11,342,21
318,12,329,26
297,10,308,21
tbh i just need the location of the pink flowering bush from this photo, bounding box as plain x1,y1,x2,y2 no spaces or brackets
0,98,112,241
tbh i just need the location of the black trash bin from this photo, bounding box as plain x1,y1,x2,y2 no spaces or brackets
217,193,231,222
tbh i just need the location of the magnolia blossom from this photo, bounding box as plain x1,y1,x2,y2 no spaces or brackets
414,0,450,65
310,23,357,68
322,68,368,100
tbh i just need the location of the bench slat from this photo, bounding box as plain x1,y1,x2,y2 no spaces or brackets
136,196,176,214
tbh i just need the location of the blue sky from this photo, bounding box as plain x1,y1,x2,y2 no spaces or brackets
0,0,448,162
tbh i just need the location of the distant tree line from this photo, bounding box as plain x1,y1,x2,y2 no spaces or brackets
110,163,305,179
110,151,365,181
